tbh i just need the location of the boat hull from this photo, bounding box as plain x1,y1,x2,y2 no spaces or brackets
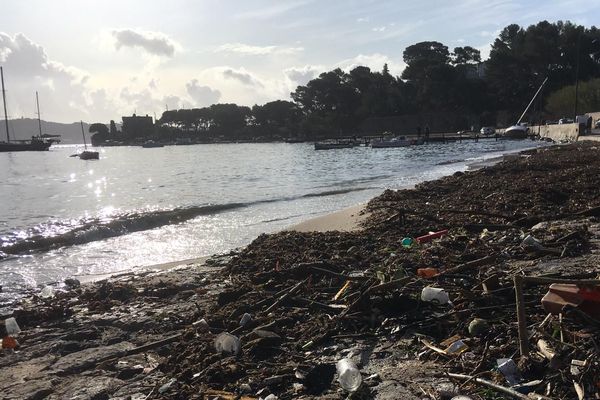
79,150,99,160
0,141,52,152
502,126,529,139
314,143,354,150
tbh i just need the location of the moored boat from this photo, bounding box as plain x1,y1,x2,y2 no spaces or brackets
370,136,423,148
502,124,529,139
77,121,99,160
314,140,354,150
0,69,60,152
142,140,164,148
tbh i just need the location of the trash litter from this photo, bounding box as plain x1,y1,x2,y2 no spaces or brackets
521,234,545,252
451,396,473,400
336,358,362,392
401,237,414,248
40,285,55,298
239,312,252,326
496,358,522,385
420,287,450,304
416,229,448,244
158,378,176,394
192,318,209,331
1,336,18,349
444,339,469,355
417,268,439,278
541,283,600,318
4,317,21,336
214,332,241,355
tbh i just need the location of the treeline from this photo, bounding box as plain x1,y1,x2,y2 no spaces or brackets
156,20,600,140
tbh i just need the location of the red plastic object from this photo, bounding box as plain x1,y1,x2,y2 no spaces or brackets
417,268,440,278
541,284,600,318
416,230,448,244
2,336,18,349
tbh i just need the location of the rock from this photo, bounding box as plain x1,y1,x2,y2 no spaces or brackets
64,278,81,289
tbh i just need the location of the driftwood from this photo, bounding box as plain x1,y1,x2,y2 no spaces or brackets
446,372,550,400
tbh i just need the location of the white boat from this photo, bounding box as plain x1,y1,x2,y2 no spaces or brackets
502,77,548,140
503,124,529,139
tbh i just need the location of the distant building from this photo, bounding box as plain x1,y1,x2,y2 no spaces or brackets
463,62,487,80
122,114,154,138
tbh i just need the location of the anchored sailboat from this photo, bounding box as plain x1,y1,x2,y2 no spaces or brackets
78,121,99,160
0,67,60,152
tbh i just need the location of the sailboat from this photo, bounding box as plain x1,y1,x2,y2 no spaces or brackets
503,77,548,139
78,121,99,160
0,67,60,152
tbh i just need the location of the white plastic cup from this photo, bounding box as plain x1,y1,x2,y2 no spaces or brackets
214,332,241,355
420,287,450,304
336,358,362,392
5,317,21,336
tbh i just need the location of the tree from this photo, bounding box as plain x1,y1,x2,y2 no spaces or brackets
109,120,118,136
89,123,108,136
402,41,450,82
89,123,109,145
452,46,481,65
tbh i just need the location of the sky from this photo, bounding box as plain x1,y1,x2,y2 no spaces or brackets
0,0,598,123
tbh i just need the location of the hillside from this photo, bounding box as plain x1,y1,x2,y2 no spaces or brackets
0,118,92,144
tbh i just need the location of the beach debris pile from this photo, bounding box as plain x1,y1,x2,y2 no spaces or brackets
2,143,600,400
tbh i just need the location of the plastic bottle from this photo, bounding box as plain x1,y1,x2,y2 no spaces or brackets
5,317,21,336
214,332,241,355
401,237,414,248
239,313,252,326
420,287,450,304
336,358,362,392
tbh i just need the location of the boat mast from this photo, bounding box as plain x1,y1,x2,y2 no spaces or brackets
1,67,10,142
80,120,87,150
36,91,42,138
516,76,548,125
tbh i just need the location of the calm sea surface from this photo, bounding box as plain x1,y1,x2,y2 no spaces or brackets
0,140,545,306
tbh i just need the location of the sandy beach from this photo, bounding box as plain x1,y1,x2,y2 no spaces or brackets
3,143,600,400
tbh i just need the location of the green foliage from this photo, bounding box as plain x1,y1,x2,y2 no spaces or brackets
546,78,600,117
154,20,600,139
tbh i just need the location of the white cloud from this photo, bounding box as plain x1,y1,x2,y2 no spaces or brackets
216,42,303,56
222,67,264,87
185,79,221,106
284,65,325,85
112,29,179,57
372,26,386,32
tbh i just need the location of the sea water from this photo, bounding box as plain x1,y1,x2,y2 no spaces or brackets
0,140,545,307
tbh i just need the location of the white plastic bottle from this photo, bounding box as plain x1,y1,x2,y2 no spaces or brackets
336,358,362,392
